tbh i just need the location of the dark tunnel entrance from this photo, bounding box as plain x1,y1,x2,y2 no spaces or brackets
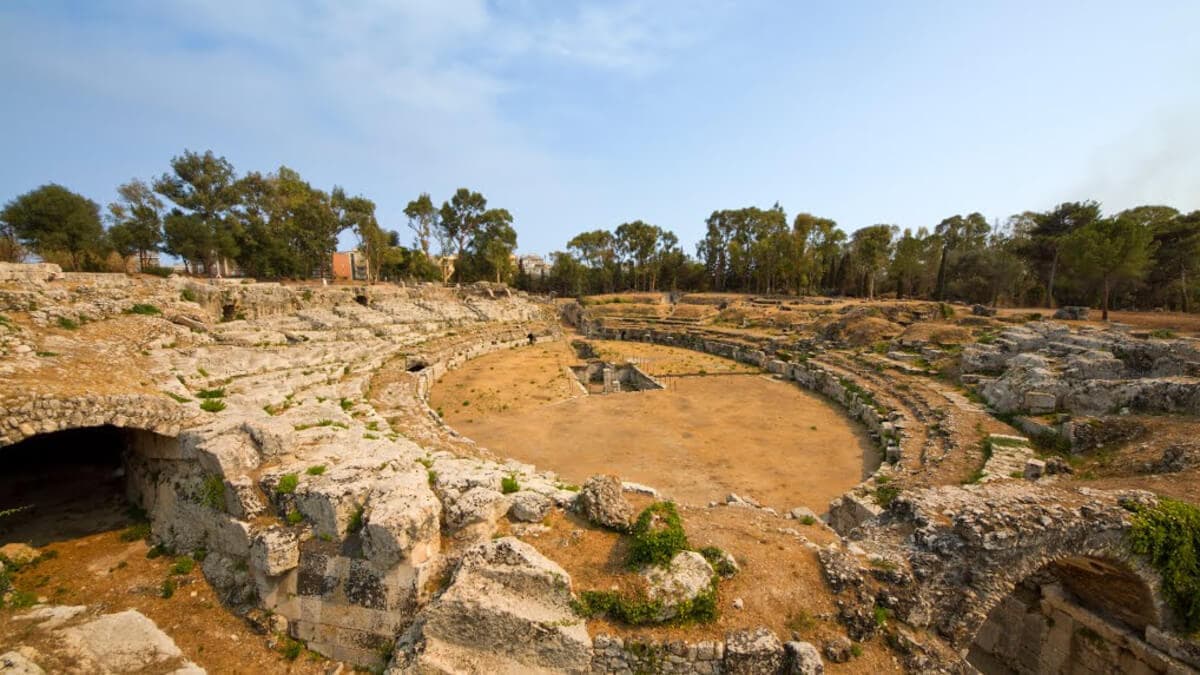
0,426,158,547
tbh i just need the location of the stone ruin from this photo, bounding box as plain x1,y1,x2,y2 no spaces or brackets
1,265,1198,674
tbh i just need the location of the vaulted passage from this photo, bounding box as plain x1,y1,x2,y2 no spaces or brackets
0,426,174,546
968,556,1173,674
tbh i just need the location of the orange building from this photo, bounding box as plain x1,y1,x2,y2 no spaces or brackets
331,250,369,281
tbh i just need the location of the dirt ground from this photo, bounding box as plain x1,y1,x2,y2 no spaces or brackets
432,340,876,513
996,307,1200,336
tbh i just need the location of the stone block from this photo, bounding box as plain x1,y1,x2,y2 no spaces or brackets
1024,391,1057,414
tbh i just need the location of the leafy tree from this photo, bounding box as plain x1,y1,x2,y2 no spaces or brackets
154,150,241,275
933,212,989,300
615,221,662,291
1149,211,1200,312
403,193,438,257
1023,201,1100,307
162,209,215,276
438,188,487,281
568,229,619,293
0,184,105,270
106,179,164,270
849,225,895,299
548,251,586,296
0,217,23,262
471,209,517,283
1065,214,1158,320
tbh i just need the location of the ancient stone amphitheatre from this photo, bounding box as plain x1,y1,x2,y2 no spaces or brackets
3,263,1200,674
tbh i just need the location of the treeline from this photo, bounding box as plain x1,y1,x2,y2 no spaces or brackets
0,150,518,284
524,202,1200,318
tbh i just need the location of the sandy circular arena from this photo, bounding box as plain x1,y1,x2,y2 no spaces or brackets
432,339,877,512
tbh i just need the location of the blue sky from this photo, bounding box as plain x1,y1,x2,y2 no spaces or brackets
3,1,1199,256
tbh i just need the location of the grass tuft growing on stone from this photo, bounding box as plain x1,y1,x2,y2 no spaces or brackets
196,388,225,399
1127,497,1200,632
202,475,225,510
200,399,225,413
698,546,737,577
126,303,161,316
306,465,326,476
164,391,191,403
56,316,79,330
627,501,689,568
501,474,520,494
276,473,299,494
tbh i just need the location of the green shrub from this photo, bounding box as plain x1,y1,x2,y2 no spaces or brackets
200,399,225,413
427,469,438,486
874,484,900,508
279,636,303,660
180,288,198,302
501,475,520,494
6,589,38,609
628,502,689,568
800,515,817,526
196,388,225,399
347,504,365,534
339,398,354,411
276,473,299,494
306,465,326,476
160,578,176,598
698,546,738,577
202,475,225,510
146,545,167,559
126,303,161,316
56,316,79,330
1127,497,1200,631
286,509,304,525
1149,328,1177,339
171,556,195,575
573,580,719,625
120,522,151,542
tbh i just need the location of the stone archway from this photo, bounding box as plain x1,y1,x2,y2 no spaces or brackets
966,553,1171,674
0,424,182,546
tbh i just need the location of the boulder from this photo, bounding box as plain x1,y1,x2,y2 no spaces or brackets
446,487,510,531
641,551,715,621
249,526,299,576
59,610,195,672
823,636,853,663
785,641,824,674
0,651,44,675
392,538,591,673
725,628,785,674
0,543,40,566
576,474,634,530
971,304,997,317
507,491,551,523
1053,306,1090,320
361,469,441,567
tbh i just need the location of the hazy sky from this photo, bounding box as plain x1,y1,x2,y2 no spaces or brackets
3,1,1199,255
